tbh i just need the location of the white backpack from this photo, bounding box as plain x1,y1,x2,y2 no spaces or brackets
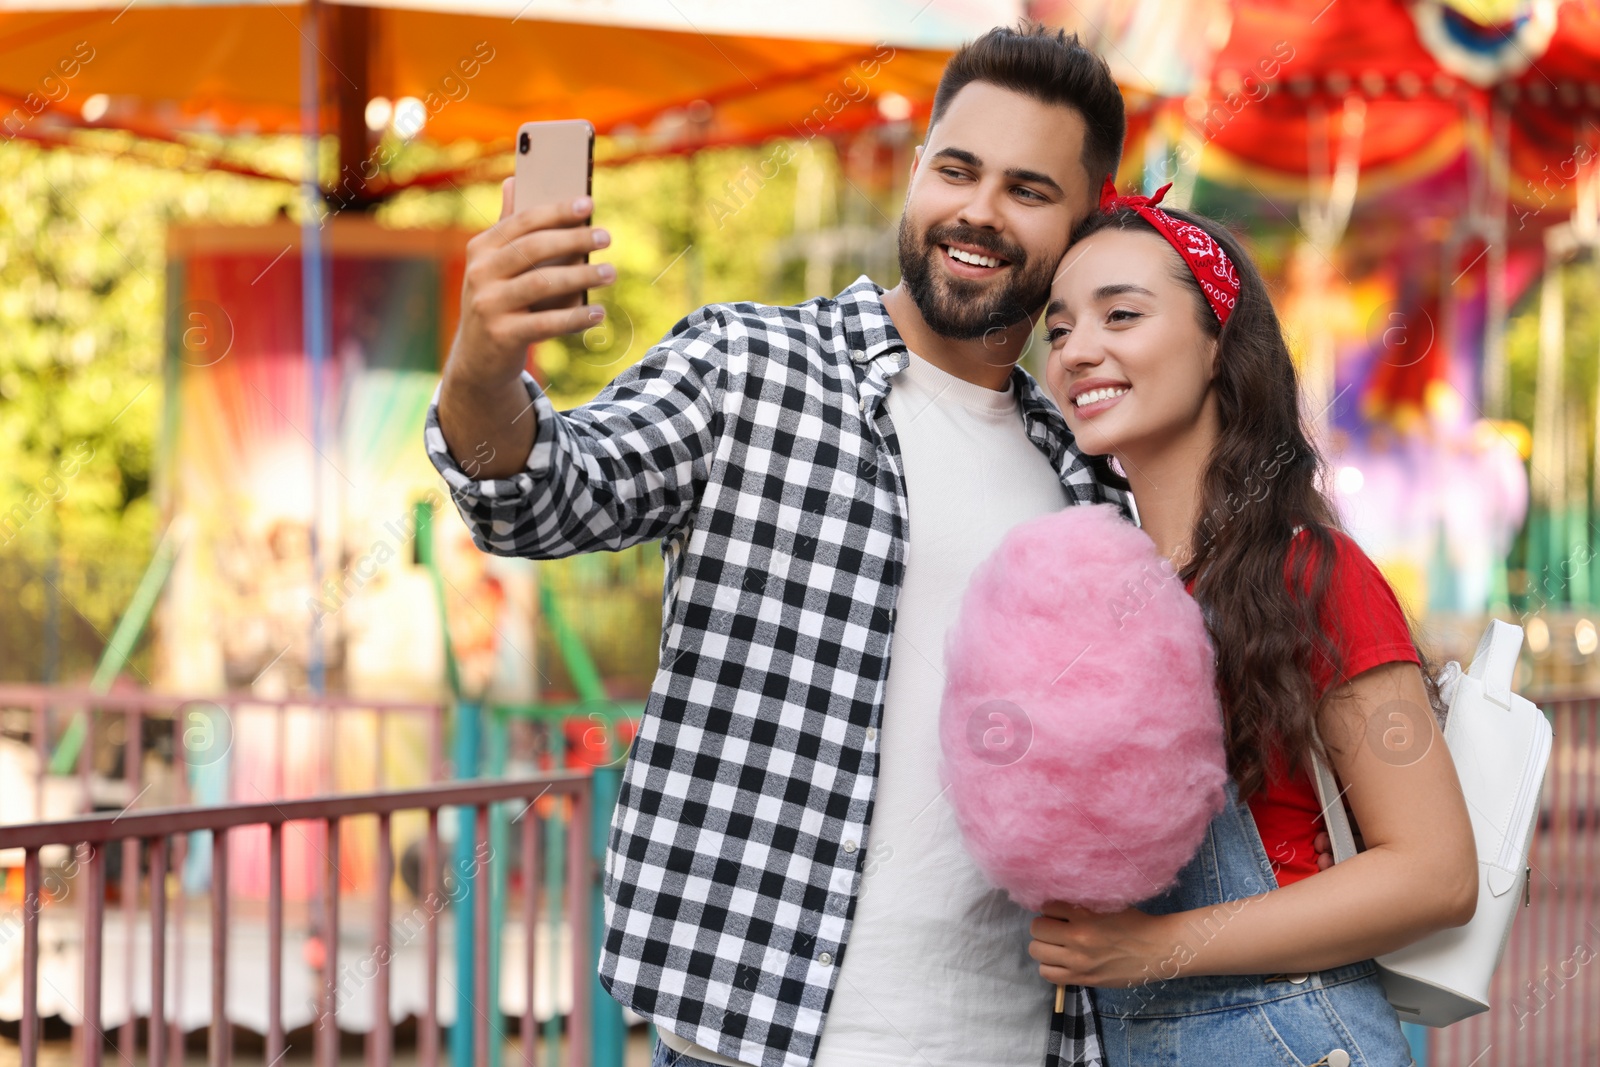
1310,619,1553,1027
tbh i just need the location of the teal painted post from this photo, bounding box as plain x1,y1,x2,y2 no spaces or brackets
487,711,510,1067
1594,505,1600,607
1402,1022,1427,1064
545,723,566,1067
452,701,482,1067
1549,505,1568,606
591,760,624,1067
1570,500,1592,605
1523,507,1548,615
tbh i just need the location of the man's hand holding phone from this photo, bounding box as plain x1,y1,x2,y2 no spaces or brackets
438,176,614,480
451,177,612,388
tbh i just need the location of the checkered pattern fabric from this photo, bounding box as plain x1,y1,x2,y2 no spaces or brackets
425,277,1133,1067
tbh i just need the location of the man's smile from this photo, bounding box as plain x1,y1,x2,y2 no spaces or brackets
938,239,1013,279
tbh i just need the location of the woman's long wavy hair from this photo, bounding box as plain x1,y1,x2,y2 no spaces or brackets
1067,204,1444,801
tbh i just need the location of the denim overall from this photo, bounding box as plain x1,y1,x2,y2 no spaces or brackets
1092,777,1416,1067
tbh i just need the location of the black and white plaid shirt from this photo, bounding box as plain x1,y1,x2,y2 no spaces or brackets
425,277,1133,1067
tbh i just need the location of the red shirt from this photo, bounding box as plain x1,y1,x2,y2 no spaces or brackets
1188,528,1421,887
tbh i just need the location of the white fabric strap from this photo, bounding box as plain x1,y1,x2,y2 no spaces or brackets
1295,523,1358,861
1263,527,1381,868
1309,747,1360,864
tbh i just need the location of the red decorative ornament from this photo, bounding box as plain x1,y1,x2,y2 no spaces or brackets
1097,178,1241,327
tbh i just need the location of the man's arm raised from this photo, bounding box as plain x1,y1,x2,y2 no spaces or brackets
426,178,723,560
437,177,614,480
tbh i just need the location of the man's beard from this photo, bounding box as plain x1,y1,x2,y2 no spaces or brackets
895,214,1057,341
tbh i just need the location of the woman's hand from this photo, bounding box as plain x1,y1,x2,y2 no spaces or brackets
1028,901,1178,989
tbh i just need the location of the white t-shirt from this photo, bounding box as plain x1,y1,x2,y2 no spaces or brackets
662,351,1067,1067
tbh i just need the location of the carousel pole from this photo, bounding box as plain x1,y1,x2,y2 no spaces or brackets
1558,191,1590,608
299,0,326,697
1577,168,1600,611
1566,393,1589,607
301,0,328,696
1486,104,1513,610
1299,101,1333,436
1593,315,1600,611
298,5,337,1067
1593,259,1600,613
1483,102,1511,420
1530,227,1570,612
1298,96,1365,440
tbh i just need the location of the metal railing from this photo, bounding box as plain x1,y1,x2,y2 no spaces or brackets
0,682,445,816
21,686,1592,1065
1,773,593,1067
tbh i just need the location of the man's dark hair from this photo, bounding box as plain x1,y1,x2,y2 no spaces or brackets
928,22,1125,188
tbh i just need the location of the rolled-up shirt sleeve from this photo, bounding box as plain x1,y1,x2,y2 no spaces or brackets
424,317,724,559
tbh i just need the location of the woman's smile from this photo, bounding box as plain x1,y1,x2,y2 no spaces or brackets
1067,380,1131,419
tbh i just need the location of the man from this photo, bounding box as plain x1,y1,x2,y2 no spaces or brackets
429,23,1129,1067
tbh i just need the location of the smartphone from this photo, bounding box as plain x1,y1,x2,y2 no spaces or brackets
513,119,595,309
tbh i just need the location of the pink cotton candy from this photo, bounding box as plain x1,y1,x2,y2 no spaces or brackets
938,504,1229,914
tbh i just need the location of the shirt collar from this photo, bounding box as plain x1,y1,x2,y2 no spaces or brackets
1011,364,1072,447
836,275,908,367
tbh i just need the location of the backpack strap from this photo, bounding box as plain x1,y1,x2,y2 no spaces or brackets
1309,746,1360,864
1228,524,1359,865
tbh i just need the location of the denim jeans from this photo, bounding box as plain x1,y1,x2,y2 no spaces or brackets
1093,778,1417,1066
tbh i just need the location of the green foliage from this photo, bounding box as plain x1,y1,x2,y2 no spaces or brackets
1505,257,1600,443
0,136,292,681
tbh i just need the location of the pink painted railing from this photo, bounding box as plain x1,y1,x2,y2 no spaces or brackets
1,774,592,1067
1431,694,1599,1066
0,684,446,812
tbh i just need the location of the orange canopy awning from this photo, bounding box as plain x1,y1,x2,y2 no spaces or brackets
0,1,1012,160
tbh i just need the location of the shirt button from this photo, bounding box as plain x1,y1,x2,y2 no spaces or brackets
865,727,877,743
818,951,833,966
843,839,858,854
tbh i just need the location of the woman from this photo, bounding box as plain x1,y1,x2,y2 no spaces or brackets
1027,183,1478,1067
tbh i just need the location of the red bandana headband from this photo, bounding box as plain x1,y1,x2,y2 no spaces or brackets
1097,178,1240,326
